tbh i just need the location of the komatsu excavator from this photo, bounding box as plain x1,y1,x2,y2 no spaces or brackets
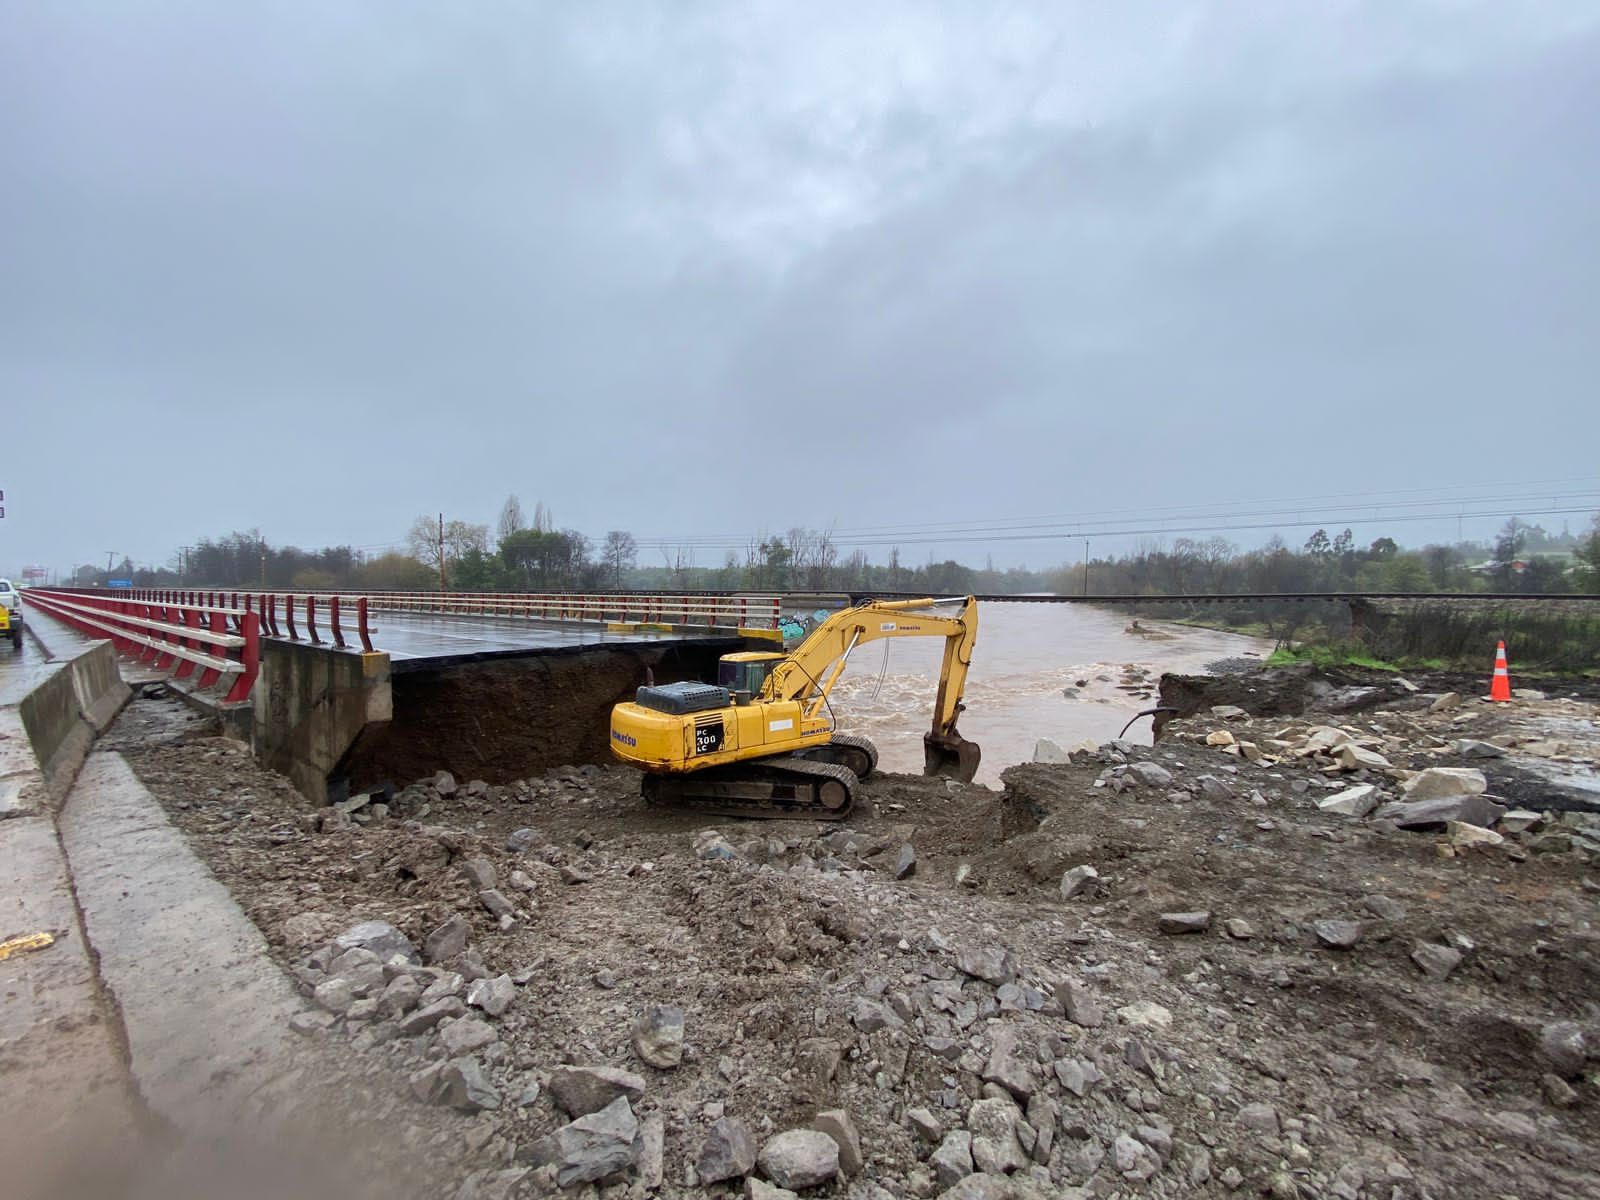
609,596,980,819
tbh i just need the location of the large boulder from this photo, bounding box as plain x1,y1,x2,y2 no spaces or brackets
1398,767,1487,802
696,1117,756,1184
523,1096,640,1187
1375,793,1506,830
757,1130,840,1190
547,1065,646,1117
333,920,419,965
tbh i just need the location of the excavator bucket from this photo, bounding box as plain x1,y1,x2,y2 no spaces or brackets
923,732,982,783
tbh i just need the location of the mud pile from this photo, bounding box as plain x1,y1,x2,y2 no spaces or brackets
116,672,1600,1200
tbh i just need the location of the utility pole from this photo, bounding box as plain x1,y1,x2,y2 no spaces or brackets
438,512,447,590
105,551,116,573
1082,539,1090,597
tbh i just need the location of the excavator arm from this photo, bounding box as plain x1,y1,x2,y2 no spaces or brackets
763,596,980,777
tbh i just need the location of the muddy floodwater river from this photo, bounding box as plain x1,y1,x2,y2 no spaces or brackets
828,601,1272,785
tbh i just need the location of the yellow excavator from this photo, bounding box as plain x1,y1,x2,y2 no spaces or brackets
609,596,980,819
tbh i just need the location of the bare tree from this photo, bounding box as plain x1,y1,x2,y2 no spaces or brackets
601,530,638,587
497,495,525,545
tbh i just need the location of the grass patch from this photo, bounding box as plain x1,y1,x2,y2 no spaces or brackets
1266,645,1403,671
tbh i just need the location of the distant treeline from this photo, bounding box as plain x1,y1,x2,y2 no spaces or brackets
78,508,1600,597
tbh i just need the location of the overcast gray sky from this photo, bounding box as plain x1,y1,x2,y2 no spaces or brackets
4,1,1598,576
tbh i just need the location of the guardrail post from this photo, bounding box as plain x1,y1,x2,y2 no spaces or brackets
330,597,346,649
173,609,199,679
307,595,322,645
357,597,373,652
225,611,259,703
197,613,224,689
285,596,299,640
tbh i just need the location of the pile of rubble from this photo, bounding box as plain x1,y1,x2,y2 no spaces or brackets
116,671,1600,1200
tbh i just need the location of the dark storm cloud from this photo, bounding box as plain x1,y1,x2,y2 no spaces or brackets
2,2,1596,571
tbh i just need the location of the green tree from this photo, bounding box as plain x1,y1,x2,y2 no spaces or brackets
1576,517,1600,590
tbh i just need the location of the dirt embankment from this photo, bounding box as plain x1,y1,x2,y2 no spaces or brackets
109,672,1600,1200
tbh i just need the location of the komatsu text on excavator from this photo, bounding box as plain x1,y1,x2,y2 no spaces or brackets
609,596,979,819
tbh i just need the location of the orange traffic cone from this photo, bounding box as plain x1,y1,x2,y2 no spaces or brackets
1489,641,1512,702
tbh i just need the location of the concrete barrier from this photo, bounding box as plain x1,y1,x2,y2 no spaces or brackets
17,641,131,803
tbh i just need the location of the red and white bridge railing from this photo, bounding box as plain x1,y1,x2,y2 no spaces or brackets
26,589,260,704
122,589,782,633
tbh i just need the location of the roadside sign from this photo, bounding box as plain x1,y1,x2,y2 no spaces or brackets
108,579,133,589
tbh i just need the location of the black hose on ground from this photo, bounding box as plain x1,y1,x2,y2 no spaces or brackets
1118,706,1179,740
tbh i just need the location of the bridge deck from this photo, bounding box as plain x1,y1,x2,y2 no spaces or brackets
365,611,709,661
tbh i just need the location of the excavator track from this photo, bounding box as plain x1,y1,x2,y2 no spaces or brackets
792,731,879,779
641,756,859,821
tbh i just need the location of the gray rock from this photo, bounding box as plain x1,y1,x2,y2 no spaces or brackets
466,974,517,1018
423,914,471,963
697,1117,757,1184
1237,1102,1280,1133
758,1130,839,1190
333,920,419,965
421,971,465,1004
1158,911,1212,935
1313,920,1362,949
955,946,1015,986
312,978,354,1014
1059,864,1099,900
981,1027,1035,1099
812,1109,863,1176
378,973,423,1019
548,1064,647,1117
851,997,899,1033
478,889,514,920
396,996,465,1036
1374,793,1506,830
438,1056,501,1112
1429,692,1461,712
1055,979,1104,1028
1540,1022,1588,1078
459,857,497,890
1054,1057,1103,1097
1336,744,1391,771
1032,738,1070,764
633,1004,685,1068
289,1010,337,1036
936,1174,1014,1199
1408,943,1460,987
439,1016,499,1056
524,1096,640,1188
505,827,540,853
929,1130,974,1189
746,1180,800,1200
906,1107,943,1144
1112,1133,1159,1181
894,843,917,879
1224,918,1254,940
1128,762,1175,788
966,1097,1027,1174
637,1114,665,1189
1365,894,1408,921
1317,785,1379,817
1542,1073,1580,1107
1397,766,1487,802
1453,739,1505,759
433,770,458,796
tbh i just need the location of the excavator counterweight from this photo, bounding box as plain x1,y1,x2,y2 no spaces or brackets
610,596,980,818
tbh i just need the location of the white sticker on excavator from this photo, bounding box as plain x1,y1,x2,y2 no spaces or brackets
768,719,793,732
880,622,896,631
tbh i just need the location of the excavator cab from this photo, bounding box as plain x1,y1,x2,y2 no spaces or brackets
717,652,784,704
